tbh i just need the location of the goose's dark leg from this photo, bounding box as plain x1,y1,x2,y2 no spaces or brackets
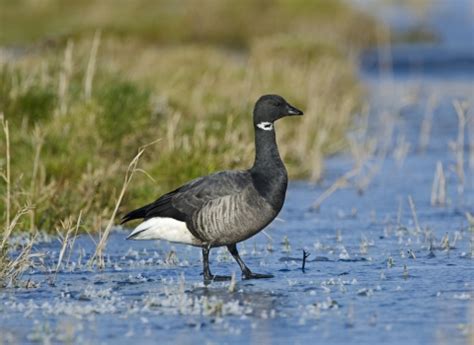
202,247,231,283
227,244,274,280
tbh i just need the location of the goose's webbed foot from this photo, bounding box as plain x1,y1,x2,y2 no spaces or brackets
203,273,232,283
227,244,274,281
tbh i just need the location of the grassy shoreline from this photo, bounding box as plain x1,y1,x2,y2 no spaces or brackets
0,0,378,242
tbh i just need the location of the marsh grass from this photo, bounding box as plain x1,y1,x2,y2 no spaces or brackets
431,161,447,207
408,195,421,235
0,115,36,286
89,145,149,269
452,100,467,194
1,114,10,231
311,168,360,211
0,205,36,287
52,211,82,284
418,94,438,152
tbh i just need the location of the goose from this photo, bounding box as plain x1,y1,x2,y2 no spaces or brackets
121,94,303,282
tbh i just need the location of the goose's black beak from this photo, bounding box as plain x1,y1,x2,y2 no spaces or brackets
286,103,304,116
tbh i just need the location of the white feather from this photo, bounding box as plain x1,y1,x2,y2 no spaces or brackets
127,217,198,245
256,121,273,131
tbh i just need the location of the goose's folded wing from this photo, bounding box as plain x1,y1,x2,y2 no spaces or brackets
121,170,251,225
171,171,251,217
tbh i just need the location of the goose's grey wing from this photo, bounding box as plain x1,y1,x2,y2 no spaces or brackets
171,170,252,217
121,170,253,240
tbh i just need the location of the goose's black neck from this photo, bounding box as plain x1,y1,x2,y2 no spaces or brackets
251,127,283,171
250,126,288,211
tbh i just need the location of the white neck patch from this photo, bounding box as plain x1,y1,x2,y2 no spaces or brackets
256,122,273,131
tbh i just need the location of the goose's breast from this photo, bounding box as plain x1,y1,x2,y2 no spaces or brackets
191,186,277,246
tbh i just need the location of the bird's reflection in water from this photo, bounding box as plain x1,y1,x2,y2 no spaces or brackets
190,284,284,313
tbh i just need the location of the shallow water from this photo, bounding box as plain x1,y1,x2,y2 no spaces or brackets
1,2,473,345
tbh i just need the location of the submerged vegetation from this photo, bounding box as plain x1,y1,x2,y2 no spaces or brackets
0,0,377,240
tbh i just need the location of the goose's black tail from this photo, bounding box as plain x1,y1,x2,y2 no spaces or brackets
121,205,148,224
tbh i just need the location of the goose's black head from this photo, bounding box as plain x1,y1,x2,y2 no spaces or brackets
253,94,303,131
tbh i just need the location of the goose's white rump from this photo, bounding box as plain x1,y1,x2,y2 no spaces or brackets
126,217,198,245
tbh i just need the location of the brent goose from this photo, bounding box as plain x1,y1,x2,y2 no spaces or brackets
122,94,303,282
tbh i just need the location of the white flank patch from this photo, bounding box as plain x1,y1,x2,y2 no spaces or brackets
127,217,197,245
256,121,273,131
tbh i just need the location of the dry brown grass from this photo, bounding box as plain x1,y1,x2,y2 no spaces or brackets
0,116,36,286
